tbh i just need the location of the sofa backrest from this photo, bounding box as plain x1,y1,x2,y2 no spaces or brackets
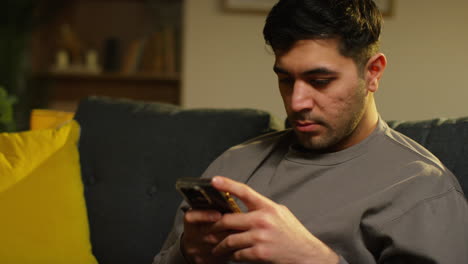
387,118,468,197
74,96,281,264
75,96,467,264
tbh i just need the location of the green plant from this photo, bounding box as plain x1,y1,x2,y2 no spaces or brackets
0,86,17,132
0,1,63,130
0,1,39,131
0,1,36,92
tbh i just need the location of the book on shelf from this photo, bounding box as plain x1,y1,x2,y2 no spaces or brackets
163,26,177,75
139,32,161,74
120,38,146,74
121,25,178,76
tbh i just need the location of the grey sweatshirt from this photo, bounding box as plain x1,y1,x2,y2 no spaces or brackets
154,119,468,263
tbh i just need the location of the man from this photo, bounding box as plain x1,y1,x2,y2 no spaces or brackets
154,0,468,263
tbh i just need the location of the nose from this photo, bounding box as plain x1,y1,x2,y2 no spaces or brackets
290,80,314,113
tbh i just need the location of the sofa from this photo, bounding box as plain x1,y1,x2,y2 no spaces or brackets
73,96,282,264
1,96,467,264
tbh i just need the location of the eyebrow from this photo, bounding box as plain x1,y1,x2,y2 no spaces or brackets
273,66,339,76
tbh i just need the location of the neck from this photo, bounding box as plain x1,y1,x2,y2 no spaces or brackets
332,96,379,152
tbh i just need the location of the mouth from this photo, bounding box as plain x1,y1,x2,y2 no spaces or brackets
293,120,321,132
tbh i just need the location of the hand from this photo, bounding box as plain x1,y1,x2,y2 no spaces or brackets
210,176,340,264
181,208,230,264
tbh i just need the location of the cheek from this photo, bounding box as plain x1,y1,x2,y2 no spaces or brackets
322,84,363,116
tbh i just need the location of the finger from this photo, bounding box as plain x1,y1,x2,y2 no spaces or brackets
211,176,271,211
210,211,257,232
184,209,222,224
230,246,271,263
212,232,253,257
202,230,231,245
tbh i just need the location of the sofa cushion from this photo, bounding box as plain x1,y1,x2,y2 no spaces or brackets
387,117,468,196
73,96,281,264
0,121,97,264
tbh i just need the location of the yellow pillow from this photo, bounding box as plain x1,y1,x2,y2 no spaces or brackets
30,109,75,130
0,121,97,264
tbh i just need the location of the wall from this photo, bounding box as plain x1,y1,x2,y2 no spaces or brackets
182,0,468,121
378,0,468,120
182,0,282,119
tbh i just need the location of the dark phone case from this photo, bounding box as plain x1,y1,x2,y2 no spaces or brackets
176,178,241,214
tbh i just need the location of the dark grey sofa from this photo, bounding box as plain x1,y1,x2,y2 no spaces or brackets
73,96,467,264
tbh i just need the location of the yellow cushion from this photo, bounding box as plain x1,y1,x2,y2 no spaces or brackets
0,121,97,264
30,109,75,130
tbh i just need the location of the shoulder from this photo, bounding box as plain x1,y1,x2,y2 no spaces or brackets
361,125,467,236
229,129,293,151
362,120,464,204
361,122,465,218
381,122,444,170
220,129,293,163
375,121,461,189
201,129,293,179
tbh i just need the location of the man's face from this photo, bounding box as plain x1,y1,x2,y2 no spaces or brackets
274,39,372,152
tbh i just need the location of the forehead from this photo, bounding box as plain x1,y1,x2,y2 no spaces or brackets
274,39,357,73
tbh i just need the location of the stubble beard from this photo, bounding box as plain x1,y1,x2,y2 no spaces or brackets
292,83,368,152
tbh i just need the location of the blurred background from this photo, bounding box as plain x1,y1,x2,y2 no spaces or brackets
1,0,468,131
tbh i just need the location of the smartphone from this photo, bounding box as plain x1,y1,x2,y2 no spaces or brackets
175,177,241,214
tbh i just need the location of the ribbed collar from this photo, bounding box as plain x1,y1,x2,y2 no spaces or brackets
285,118,388,166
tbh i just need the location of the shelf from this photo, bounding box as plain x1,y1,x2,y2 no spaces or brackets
32,72,181,82
28,0,183,112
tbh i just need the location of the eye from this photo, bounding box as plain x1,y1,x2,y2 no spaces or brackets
308,78,335,88
278,77,294,85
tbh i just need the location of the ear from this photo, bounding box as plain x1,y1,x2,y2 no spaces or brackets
365,53,387,93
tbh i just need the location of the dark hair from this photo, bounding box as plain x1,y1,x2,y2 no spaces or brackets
263,0,382,70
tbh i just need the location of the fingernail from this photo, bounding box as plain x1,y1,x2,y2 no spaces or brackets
210,212,222,221
212,176,222,185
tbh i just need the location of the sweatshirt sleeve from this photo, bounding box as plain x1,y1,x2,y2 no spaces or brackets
153,152,228,264
338,255,350,264
376,188,468,263
152,207,188,264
